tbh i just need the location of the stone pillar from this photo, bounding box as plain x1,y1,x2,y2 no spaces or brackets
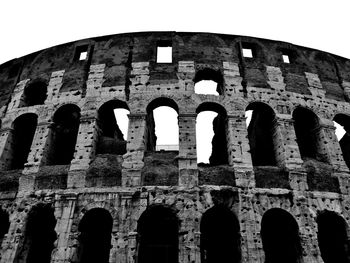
52,194,77,263
223,62,244,95
305,72,326,98
85,64,105,97
46,70,65,102
177,61,195,95
68,111,98,188
122,114,146,187
0,127,14,171
226,114,254,187
265,65,286,92
178,114,198,187
7,79,29,111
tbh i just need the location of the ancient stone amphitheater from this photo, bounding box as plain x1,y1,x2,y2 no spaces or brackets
0,31,349,263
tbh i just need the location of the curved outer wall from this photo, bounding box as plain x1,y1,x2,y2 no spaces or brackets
0,31,349,262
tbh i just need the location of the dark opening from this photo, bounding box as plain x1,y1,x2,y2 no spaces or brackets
21,81,47,107
293,107,327,162
194,68,224,95
261,208,302,263
9,113,37,170
200,205,241,263
46,104,80,165
74,45,89,61
317,211,350,263
246,102,277,166
196,103,228,165
334,114,350,169
241,42,256,58
0,209,10,245
77,208,113,263
146,98,179,151
19,204,57,263
137,206,178,263
97,100,129,155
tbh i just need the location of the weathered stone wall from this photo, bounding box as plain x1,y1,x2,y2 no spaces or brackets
0,31,349,262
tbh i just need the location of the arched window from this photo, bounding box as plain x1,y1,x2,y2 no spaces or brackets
137,206,178,263
16,204,56,263
196,103,228,165
194,68,223,96
261,208,302,263
0,208,10,245
333,114,350,169
146,98,179,151
7,113,37,170
46,104,80,165
76,208,113,263
246,102,277,166
293,107,327,162
97,100,130,155
20,81,47,107
317,211,350,263
200,205,241,263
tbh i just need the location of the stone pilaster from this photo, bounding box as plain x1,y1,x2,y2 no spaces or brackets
0,127,13,171
7,79,29,111
85,64,105,97
46,70,65,102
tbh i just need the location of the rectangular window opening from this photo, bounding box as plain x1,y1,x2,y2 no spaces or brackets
157,41,172,63
242,48,253,58
74,45,89,61
283,54,290,63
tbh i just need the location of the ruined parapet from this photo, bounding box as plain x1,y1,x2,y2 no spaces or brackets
0,32,349,262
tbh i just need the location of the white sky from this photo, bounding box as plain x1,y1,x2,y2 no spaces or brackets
1,0,349,162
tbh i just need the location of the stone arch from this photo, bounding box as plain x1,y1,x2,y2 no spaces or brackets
246,102,277,166
194,68,224,95
96,99,130,155
145,97,179,151
137,205,179,263
188,33,227,48
75,208,113,263
15,203,57,263
196,102,228,165
292,106,328,162
45,104,81,165
261,208,303,263
333,114,350,168
6,113,37,170
200,204,241,263
317,210,350,263
20,80,47,107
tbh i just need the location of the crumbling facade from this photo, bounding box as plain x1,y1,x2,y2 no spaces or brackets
0,31,349,262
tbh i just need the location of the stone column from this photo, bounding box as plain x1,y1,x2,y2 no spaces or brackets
0,127,14,171
68,111,98,188
122,114,146,187
7,79,29,111
46,70,65,102
226,114,254,187
178,113,198,187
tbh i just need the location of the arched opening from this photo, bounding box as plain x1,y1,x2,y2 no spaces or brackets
261,208,302,263
200,205,241,263
293,107,327,162
77,208,113,263
317,211,350,263
0,208,10,245
146,98,179,151
196,103,228,165
137,206,178,263
20,81,47,107
333,114,350,169
194,68,223,96
97,100,130,155
17,204,57,263
46,104,80,165
246,102,277,166
7,113,37,170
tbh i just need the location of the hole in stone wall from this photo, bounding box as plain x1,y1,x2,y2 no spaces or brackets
200,205,241,263
157,40,172,63
146,98,179,151
97,100,129,155
196,103,228,165
77,208,113,263
194,68,223,95
17,204,57,263
74,45,89,61
261,208,302,263
293,107,328,162
283,54,290,63
317,211,350,263
333,114,350,169
0,209,9,245
20,81,47,107
246,102,277,166
137,206,178,263
46,104,80,165
7,113,37,170
242,48,253,58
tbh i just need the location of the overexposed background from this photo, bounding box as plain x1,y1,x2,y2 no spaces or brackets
0,0,349,162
